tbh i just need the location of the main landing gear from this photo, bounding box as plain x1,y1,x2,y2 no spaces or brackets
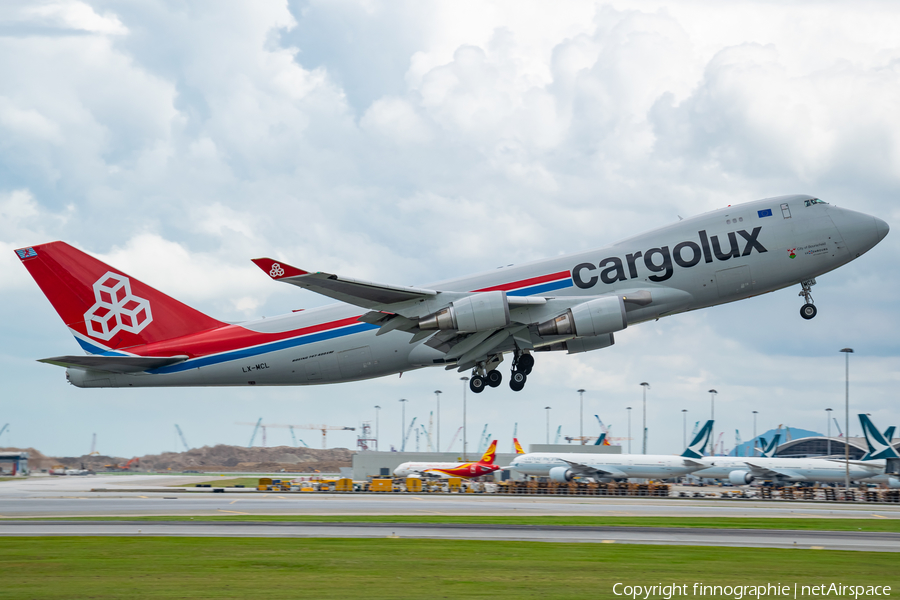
798,278,817,320
509,352,534,392
469,364,504,394
467,352,535,393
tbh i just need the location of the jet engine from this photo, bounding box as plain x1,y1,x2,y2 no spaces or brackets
537,296,627,338
728,470,754,485
887,476,900,489
548,466,575,483
418,291,510,333
535,333,615,354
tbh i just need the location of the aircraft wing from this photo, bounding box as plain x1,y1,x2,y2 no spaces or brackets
743,462,805,481
561,459,628,479
38,354,189,374
251,258,439,309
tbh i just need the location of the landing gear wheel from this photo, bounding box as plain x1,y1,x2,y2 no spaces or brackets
800,303,817,320
486,370,503,388
470,376,486,394
517,353,534,375
509,370,527,392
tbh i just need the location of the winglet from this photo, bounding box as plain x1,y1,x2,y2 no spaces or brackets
251,258,308,280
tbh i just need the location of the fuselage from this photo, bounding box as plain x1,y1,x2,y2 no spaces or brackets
693,456,884,483
393,461,498,479
63,195,889,387
509,452,700,479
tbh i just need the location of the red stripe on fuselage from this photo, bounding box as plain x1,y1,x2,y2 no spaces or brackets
129,315,364,359
117,271,571,360
474,270,570,292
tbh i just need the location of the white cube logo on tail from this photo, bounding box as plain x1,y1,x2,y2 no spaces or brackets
269,263,285,278
83,272,153,340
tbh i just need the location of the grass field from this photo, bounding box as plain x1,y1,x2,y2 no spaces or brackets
35,515,900,532
3,537,897,599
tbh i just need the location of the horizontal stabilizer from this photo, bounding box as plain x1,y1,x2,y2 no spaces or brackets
38,354,189,373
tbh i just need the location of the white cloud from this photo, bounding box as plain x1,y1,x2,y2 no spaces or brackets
1,0,899,457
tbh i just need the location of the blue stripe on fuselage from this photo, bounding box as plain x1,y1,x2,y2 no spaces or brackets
73,336,128,356
148,322,380,374
507,278,572,296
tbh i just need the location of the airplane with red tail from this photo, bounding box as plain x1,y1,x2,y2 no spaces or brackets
393,440,499,479
16,195,887,392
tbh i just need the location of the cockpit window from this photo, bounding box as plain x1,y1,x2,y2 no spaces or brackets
804,198,828,207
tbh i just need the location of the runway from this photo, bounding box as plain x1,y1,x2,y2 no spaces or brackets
0,520,896,551
2,475,900,519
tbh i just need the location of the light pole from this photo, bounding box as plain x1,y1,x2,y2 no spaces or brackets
840,348,854,489
681,409,688,449
460,377,468,460
577,389,586,444
640,383,650,454
374,405,381,451
626,406,632,454
826,408,833,457
708,389,718,456
545,406,551,444
752,410,758,457
399,398,408,452
434,390,442,451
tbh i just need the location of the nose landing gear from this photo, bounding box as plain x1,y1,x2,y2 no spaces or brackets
799,278,817,320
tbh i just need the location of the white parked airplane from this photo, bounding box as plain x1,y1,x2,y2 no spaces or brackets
509,420,714,481
17,195,888,391
694,415,899,486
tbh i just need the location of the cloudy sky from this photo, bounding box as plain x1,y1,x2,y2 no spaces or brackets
1,0,898,459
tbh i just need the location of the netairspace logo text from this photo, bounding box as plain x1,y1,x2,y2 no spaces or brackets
612,583,892,600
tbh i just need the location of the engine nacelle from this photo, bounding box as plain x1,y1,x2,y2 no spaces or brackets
887,476,900,489
534,333,615,355
418,291,510,333
728,470,755,485
549,466,575,483
537,296,627,338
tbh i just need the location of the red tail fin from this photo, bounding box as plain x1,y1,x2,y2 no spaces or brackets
479,440,498,465
16,242,224,352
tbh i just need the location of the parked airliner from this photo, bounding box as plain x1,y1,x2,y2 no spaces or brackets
17,195,887,392
694,415,899,486
510,421,714,481
393,440,499,479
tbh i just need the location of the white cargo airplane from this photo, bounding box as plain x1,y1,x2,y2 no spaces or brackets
694,415,899,486
17,195,888,391
509,420,714,481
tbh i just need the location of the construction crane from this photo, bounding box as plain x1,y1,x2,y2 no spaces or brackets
401,417,417,452
735,429,742,457
554,425,562,444
246,418,263,448
420,424,433,451
88,433,99,456
477,425,490,454
174,424,190,452
237,422,356,449
446,426,463,452
0,423,9,441
832,418,843,437
712,432,724,456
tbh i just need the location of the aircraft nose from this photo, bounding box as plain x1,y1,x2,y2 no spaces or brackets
875,217,890,242
830,207,889,256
